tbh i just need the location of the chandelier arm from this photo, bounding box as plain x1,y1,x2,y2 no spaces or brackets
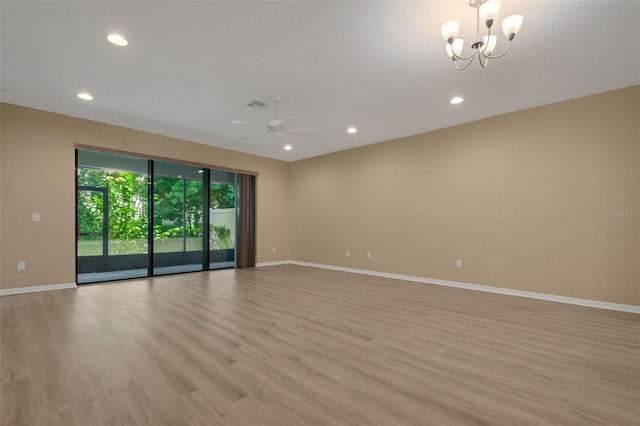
479,26,491,56
479,53,489,68
454,56,475,70
484,40,512,59
451,49,475,61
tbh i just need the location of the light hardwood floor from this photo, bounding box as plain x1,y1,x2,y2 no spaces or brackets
1,265,639,425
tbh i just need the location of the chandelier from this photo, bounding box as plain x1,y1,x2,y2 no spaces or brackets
441,0,523,70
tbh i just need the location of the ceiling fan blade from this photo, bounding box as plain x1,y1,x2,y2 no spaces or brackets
288,129,323,137
278,115,302,129
232,120,267,130
237,130,270,141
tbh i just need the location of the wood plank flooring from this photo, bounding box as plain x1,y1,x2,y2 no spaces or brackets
1,264,639,425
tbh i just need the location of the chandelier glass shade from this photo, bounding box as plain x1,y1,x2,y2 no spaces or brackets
441,0,523,70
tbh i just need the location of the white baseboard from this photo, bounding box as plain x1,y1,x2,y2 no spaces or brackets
2,264,637,314
0,282,78,296
256,260,292,267
261,260,639,314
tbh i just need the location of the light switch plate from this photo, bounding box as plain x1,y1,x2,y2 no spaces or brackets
32,213,40,222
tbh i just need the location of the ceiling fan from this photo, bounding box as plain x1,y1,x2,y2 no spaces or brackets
232,94,322,141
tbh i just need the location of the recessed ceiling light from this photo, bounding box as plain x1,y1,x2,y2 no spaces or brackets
450,96,464,104
284,145,292,151
77,92,93,101
347,127,357,134
107,34,128,47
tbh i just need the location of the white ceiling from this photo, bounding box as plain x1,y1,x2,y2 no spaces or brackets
1,1,638,162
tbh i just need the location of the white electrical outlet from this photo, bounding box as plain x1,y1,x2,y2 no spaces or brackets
456,259,463,268
346,250,350,257
272,246,276,252
18,261,26,271
32,213,40,222
367,252,372,259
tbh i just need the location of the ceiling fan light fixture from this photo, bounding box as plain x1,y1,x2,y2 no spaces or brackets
347,127,357,134
284,145,292,151
77,92,93,100
232,95,322,141
450,96,464,104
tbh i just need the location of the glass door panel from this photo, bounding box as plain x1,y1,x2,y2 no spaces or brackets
76,151,149,283
153,162,204,275
77,188,106,256
107,170,149,257
209,170,236,269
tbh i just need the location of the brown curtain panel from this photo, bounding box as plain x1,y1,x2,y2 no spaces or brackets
236,174,256,268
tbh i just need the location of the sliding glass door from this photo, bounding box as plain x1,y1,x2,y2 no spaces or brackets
76,149,244,284
76,151,149,283
153,162,205,275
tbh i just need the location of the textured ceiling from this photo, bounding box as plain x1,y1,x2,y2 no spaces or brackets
1,1,638,162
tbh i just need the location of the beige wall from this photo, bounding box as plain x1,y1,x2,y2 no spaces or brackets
290,86,640,305
0,107,3,290
0,104,291,290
